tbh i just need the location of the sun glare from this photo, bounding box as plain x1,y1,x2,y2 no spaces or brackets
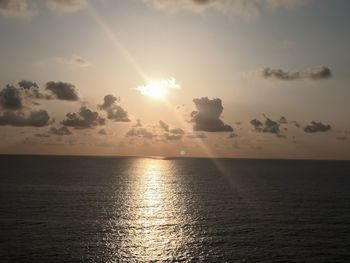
136,78,179,100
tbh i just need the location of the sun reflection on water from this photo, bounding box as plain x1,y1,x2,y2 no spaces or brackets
107,158,191,262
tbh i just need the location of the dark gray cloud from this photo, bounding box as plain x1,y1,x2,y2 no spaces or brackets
250,119,263,129
191,97,233,132
61,106,105,129
19,80,52,100
126,127,153,139
99,94,130,122
106,105,130,122
0,85,23,110
0,81,54,110
159,120,169,131
99,94,119,110
304,121,331,133
250,116,280,134
261,66,332,80
18,80,39,90
0,109,50,127
50,126,72,135
46,81,79,101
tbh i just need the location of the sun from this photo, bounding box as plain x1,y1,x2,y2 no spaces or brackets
137,82,166,99
136,78,179,100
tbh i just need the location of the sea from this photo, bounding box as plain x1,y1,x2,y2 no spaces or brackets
0,155,350,262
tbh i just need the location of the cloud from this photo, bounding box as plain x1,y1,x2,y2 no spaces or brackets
170,128,185,134
46,0,86,12
336,136,347,141
279,116,287,124
164,133,182,140
18,80,39,90
293,121,301,128
98,129,107,135
187,132,207,139
261,66,332,80
99,94,130,122
0,0,30,16
133,119,142,127
159,120,169,131
19,80,52,100
136,77,180,98
56,55,91,67
0,109,51,127
304,121,331,133
126,127,153,139
0,82,54,110
46,81,79,101
99,94,119,109
228,132,238,138
147,0,310,19
250,116,280,134
0,85,23,110
191,97,233,132
61,106,105,129
35,133,50,138
50,126,72,135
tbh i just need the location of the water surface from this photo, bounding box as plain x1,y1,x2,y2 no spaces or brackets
1,156,350,262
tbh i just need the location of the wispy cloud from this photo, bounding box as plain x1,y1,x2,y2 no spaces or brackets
0,0,32,17
261,66,332,81
146,0,311,19
55,55,92,68
46,0,87,12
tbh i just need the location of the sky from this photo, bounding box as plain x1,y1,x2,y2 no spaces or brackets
0,0,349,159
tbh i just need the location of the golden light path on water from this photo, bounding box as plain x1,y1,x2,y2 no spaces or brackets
105,159,193,262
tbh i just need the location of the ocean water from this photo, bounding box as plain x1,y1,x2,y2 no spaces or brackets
0,156,350,262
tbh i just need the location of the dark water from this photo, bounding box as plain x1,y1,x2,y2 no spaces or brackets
0,156,350,262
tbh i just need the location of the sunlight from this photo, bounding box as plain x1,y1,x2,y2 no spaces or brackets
112,158,189,261
136,78,180,100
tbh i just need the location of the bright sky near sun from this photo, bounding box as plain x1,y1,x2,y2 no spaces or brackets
0,0,349,159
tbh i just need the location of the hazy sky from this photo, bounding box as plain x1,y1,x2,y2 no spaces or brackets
0,0,349,159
